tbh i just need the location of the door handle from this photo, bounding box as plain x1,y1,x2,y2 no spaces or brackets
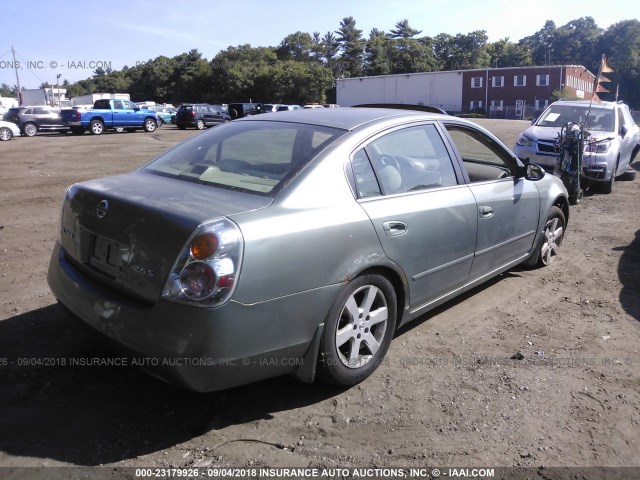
382,221,407,236
479,206,494,218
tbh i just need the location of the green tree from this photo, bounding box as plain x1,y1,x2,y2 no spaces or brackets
321,31,341,76
335,16,365,77
599,19,640,107
210,45,278,102
0,83,18,97
487,38,533,67
388,19,422,39
552,17,602,66
434,31,490,70
519,20,557,65
365,28,392,75
277,32,316,62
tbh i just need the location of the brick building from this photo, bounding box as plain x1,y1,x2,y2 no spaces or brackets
462,66,597,118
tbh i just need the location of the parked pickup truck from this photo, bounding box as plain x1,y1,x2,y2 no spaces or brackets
61,99,159,135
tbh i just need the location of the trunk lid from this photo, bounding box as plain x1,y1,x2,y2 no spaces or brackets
59,171,271,303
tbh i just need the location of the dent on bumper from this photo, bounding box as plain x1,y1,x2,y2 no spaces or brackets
47,243,339,391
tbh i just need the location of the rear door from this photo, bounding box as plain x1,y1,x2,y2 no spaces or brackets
353,123,477,311
110,100,126,127
442,123,540,283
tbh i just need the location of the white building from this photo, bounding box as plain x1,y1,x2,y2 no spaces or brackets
336,71,463,111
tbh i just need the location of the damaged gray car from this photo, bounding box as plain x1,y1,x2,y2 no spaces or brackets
48,107,569,391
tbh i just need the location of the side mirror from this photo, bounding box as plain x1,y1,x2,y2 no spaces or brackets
524,163,545,181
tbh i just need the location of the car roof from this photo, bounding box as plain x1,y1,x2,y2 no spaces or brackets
239,106,448,131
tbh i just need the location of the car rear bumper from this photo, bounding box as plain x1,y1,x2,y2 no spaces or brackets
48,242,338,391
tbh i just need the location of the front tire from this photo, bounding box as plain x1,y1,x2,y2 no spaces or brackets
23,122,38,137
319,274,397,387
144,118,157,132
89,120,104,135
0,127,12,141
525,206,565,267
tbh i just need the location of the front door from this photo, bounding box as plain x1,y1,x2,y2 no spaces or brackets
443,124,540,283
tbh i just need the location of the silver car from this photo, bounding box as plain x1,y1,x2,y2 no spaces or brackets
48,108,569,392
514,100,640,193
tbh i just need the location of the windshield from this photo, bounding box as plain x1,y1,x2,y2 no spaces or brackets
536,104,615,132
143,120,345,195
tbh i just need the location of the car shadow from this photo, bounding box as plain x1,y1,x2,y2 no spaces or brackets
0,304,343,466
613,229,640,322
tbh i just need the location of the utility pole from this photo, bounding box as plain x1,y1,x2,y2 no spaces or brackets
12,46,23,105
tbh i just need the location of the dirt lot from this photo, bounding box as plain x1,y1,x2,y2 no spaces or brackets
0,120,639,473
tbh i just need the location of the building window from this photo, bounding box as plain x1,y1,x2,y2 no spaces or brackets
492,76,504,87
490,100,503,111
471,77,483,88
536,74,549,86
535,99,548,110
514,75,526,87
470,100,483,111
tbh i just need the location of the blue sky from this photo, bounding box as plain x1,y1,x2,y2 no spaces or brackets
0,0,636,89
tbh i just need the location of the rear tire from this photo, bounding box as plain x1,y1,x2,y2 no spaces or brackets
620,167,636,181
318,274,397,387
89,120,104,135
23,122,38,137
196,119,205,130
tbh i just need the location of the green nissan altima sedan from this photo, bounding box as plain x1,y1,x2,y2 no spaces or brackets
48,107,569,391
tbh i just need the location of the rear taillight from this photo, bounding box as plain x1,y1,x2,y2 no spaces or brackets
190,112,196,118
162,218,243,307
75,111,81,120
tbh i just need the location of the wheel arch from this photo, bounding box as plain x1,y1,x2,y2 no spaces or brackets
352,265,408,329
553,194,569,227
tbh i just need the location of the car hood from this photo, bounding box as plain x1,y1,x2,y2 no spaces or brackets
59,171,271,303
522,125,615,142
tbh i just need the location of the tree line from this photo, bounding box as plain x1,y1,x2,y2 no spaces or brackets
1,16,639,108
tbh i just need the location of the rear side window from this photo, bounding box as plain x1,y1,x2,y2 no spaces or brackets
144,121,346,195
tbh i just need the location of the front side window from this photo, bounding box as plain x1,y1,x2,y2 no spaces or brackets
144,121,345,195
445,125,515,182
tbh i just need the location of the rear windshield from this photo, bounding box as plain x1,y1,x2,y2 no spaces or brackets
143,120,346,195
536,104,615,132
